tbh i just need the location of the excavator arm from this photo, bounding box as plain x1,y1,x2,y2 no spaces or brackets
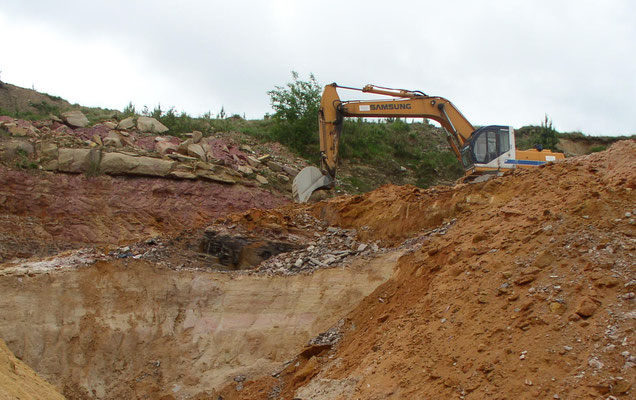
293,83,475,202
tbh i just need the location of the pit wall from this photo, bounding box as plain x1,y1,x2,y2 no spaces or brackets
0,251,401,399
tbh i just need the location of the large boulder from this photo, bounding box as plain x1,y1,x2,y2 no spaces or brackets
0,139,35,162
117,117,135,130
57,148,101,173
61,111,89,128
137,116,169,133
100,152,175,177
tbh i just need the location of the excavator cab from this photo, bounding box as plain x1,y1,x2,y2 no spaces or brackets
463,125,516,171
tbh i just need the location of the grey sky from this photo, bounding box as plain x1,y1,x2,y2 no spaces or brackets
1,0,634,135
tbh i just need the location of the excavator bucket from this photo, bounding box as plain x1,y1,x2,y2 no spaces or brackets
292,166,334,203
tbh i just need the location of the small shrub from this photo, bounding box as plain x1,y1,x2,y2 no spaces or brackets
587,145,606,154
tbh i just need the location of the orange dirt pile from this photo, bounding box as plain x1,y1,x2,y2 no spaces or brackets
0,338,64,400
219,140,636,399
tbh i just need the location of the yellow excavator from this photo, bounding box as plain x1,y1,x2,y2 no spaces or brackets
292,83,565,202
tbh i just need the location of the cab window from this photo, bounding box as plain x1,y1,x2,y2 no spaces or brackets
470,126,510,164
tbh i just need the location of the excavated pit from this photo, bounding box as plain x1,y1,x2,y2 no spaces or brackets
0,166,409,399
0,251,402,399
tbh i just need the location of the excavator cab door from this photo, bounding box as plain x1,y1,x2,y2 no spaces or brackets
468,126,516,170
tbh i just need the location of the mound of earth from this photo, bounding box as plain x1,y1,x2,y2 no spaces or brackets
218,140,636,399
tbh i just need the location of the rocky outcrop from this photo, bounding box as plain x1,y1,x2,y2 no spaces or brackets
61,110,89,128
0,115,308,195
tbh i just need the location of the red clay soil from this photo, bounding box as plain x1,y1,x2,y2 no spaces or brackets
218,140,636,399
0,168,288,261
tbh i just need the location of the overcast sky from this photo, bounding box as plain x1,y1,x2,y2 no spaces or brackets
1,0,634,135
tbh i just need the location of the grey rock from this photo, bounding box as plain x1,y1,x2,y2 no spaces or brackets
103,131,123,148
187,143,207,161
0,139,35,162
256,174,268,185
39,142,59,170
186,131,203,143
58,148,101,173
100,152,175,177
177,139,193,155
246,155,261,167
61,110,89,128
117,117,135,130
237,165,253,175
283,165,299,177
267,161,283,172
156,141,178,155
137,116,169,133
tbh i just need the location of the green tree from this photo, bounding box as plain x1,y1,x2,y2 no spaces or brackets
267,71,321,157
536,114,558,150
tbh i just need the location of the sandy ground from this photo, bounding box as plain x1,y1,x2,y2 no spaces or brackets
0,338,64,399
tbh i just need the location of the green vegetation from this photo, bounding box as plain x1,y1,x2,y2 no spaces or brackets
14,149,37,170
587,145,607,153
266,71,322,159
0,104,57,121
515,115,558,150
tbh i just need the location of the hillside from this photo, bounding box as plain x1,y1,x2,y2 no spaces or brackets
2,81,632,196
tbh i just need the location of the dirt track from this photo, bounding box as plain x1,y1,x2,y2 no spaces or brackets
1,141,635,399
